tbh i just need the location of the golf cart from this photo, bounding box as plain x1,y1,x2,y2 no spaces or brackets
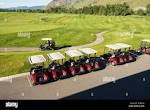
47,52,69,79
103,43,136,66
40,38,55,50
79,48,106,71
116,43,137,63
65,50,86,76
140,39,150,55
28,55,50,85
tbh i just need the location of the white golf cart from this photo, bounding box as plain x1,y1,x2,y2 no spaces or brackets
103,43,135,66
28,55,50,85
65,49,86,75
140,39,150,55
47,52,69,79
79,48,106,71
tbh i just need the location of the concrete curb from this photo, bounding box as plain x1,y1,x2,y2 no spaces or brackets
0,72,29,81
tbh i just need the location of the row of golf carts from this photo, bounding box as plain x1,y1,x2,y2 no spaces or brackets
28,39,150,85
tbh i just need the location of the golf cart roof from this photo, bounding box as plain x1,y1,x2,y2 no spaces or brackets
28,55,46,64
47,52,65,61
142,39,150,43
79,48,97,55
106,43,131,50
115,43,131,48
41,38,52,41
105,44,122,50
65,50,83,57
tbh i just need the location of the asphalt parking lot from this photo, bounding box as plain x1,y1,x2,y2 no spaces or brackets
0,55,149,100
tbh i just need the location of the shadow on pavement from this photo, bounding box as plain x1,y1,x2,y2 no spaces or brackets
62,69,150,100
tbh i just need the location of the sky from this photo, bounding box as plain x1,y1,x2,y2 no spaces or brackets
0,0,52,8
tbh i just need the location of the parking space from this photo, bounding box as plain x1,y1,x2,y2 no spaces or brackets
0,55,149,100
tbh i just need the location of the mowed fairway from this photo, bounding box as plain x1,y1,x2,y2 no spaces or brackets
0,12,150,77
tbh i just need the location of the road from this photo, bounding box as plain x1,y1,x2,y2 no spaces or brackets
0,55,149,100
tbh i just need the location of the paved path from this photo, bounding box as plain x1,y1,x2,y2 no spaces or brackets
0,47,40,52
0,32,105,52
67,32,105,50
0,55,149,100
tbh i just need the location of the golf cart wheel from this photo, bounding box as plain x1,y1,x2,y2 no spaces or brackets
111,62,117,66
40,47,46,51
40,45,45,50
31,80,36,86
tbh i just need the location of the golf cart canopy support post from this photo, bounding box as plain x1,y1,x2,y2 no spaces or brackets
65,50,83,60
79,48,97,57
47,52,65,63
28,55,46,65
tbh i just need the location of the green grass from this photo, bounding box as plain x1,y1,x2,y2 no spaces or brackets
0,12,150,77
0,12,96,47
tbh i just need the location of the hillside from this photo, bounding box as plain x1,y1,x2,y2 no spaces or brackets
47,0,150,9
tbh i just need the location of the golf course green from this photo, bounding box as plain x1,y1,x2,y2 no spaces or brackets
0,12,150,77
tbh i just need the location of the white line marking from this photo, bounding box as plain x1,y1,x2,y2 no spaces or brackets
56,92,59,97
103,76,116,82
27,76,32,87
9,78,12,84
126,92,128,97
91,92,94,97
143,77,146,82
21,92,25,97
73,77,77,82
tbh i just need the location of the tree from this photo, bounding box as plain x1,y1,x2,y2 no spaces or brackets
146,4,150,15
136,9,146,16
